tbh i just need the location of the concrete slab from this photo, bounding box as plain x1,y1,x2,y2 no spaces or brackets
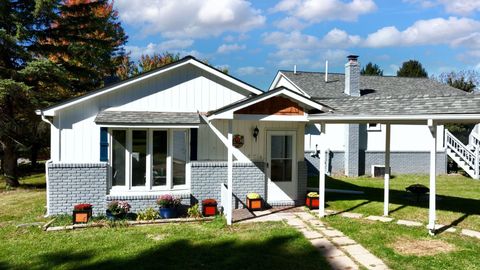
320,228,345,237
327,255,359,270
331,236,357,246
342,244,371,256
462,229,480,239
301,229,323,239
366,215,394,222
427,224,456,233
397,220,423,227
340,212,364,219
354,253,390,270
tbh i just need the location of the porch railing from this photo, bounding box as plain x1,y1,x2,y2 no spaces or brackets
445,129,479,179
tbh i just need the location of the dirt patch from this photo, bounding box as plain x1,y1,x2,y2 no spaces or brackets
390,237,457,256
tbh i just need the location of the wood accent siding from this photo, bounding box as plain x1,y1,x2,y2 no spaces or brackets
235,97,304,115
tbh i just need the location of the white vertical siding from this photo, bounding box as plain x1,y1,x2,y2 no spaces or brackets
55,63,254,162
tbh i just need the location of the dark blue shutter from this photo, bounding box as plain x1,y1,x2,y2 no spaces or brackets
190,128,198,161
100,127,109,162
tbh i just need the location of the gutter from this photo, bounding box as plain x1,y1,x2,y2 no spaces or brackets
39,111,54,217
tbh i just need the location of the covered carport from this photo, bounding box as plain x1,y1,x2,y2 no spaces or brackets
309,94,480,235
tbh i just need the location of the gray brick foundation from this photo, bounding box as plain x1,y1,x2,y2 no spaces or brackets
190,161,266,210
297,161,308,202
305,151,447,176
47,163,108,216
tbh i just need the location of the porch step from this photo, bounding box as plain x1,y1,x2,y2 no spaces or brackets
446,149,476,178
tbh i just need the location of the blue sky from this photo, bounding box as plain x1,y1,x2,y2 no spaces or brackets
115,0,480,89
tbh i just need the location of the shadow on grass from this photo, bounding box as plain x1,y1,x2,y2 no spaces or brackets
0,235,330,270
314,175,480,229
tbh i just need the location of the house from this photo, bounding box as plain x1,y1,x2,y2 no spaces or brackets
270,60,468,177
37,55,480,228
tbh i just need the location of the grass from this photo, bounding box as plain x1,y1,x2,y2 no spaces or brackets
0,174,330,270
324,216,480,270
308,174,480,231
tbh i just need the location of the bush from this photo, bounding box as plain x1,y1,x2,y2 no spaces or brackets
107,201,131,215
156,194,181,208
136,208,158,221
246,192,261,199
187,204,202,218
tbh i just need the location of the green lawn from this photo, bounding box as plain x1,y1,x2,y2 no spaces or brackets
308,174,480,231
0,174,329,270
324,216,480,270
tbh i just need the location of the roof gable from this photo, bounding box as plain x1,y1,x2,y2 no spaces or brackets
37,56,263,116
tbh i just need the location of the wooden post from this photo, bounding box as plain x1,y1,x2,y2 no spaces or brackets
384,124,391,216
428,120,437,235
227,120,233,225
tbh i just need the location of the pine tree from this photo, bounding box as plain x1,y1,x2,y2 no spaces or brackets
397,60,428,78
40,0,127,92
360,62,383,76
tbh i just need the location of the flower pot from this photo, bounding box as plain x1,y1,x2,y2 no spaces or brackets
202,199,217,217
106,210,125,221
306,197,319,210
159,207,177,219
73,209,92,224
246,197,263,211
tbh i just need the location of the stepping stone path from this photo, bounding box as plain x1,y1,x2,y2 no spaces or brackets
267,210,390,270
396,220,422,227
366,216,394,223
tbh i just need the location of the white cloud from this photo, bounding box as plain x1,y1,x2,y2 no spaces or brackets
236,66,266,76
263,29,360,50
271,0,376,23
275,17,307,31
116,0,265,38
125,40,196,59
364,17,480,47
217,43,246,54
452,33,480,49
404,0,480,16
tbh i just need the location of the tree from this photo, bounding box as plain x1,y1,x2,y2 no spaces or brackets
138,52,180,74
361,62,383,76
436,70,479,93
39,0,128,93
397,60,428,78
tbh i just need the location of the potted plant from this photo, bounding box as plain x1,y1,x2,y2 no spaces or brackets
106,201,131,220
156,194,181,219
73,203,92,224
201,199,217,217
246,192,263,211
306,192,319,209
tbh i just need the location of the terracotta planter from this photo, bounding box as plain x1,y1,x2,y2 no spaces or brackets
73,209,92,224
306,197,319,210
246,197,263,211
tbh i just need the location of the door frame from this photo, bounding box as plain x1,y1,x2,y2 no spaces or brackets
266,130,298,202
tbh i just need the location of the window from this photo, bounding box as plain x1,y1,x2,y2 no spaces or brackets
367,123,381,131
109,129,189,192
270,135,293,182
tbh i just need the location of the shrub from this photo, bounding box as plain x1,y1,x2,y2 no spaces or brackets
246,192,261,199
136,207,159,221
307,192,319,198
107,201,131,215
156,194,181,208
187,204,202,218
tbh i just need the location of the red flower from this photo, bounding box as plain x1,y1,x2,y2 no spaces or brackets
74,203,93,211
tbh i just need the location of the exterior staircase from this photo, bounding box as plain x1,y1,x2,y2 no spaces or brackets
445,128,480,179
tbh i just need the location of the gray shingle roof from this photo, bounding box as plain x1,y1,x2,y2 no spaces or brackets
95,111,201,125
315,94,480,116
281,71,467,99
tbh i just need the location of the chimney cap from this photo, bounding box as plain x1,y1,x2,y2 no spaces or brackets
347,55,359,61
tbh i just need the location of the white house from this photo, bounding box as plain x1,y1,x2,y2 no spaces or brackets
37,55,480,232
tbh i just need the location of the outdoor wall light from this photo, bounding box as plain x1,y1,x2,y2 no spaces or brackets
253,126,259,142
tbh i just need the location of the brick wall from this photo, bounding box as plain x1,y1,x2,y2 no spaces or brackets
47,163,107,216
190,162,265,210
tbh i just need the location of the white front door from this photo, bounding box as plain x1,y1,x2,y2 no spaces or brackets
267,131,297,203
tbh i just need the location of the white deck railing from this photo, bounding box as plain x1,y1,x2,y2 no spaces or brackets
469,131,480,149
445,129,480,178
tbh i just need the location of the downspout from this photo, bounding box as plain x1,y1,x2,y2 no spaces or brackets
39,111,53,217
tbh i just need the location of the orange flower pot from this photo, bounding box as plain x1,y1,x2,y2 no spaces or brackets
306,197,319,209
246,197,263,211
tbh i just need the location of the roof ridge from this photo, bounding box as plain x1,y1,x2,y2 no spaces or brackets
318,93,473,101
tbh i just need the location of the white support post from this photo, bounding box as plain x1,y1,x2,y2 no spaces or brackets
428,120,437,234
318,122,326,217
227,120,233,225
475,146,480,179
384,124,391,216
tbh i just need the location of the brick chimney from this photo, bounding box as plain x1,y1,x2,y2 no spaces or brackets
344,55,360,97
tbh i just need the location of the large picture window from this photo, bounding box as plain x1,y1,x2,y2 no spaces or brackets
109,129,189,192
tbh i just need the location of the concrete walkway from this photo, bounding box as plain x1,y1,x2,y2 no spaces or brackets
237,208,390,270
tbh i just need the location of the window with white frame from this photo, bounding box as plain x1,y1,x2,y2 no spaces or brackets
110,128,189,192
